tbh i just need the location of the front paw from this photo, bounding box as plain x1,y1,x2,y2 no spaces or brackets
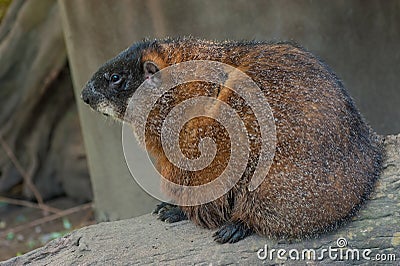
153,202,188,223
213,221,253,243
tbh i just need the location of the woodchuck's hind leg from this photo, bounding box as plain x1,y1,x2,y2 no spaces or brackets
153,202,188,223
213,220,253,244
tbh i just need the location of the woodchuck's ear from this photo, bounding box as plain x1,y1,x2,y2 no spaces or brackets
143,61,159,79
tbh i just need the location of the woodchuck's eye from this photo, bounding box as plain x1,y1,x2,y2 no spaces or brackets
110,73,122,85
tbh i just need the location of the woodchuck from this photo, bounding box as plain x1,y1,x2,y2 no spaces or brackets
81,37,383,243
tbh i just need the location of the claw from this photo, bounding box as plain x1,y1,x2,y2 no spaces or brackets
213,221,252,244
153,202,188,223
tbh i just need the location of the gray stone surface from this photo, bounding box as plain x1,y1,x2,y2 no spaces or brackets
2,134,399,265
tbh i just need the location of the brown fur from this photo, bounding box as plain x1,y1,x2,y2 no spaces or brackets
82,37,383,239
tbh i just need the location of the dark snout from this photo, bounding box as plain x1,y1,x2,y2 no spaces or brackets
81,87,92,105
80,82,103,108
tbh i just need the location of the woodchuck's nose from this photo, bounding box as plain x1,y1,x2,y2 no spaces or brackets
81,89,91,105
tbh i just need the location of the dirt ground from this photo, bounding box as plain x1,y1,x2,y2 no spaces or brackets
0,196,94,261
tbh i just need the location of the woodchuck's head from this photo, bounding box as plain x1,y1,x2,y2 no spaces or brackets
81,40,162,121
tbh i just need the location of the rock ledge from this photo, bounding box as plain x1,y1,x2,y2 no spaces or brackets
3,135,399,265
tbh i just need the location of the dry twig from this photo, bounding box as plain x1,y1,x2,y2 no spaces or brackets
0,202,94,238
0,196,61,214
0,134,54,213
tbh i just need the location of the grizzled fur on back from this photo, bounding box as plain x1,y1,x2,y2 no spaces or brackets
82,37,383,240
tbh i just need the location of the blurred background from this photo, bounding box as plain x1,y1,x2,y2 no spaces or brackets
0,0,399,260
